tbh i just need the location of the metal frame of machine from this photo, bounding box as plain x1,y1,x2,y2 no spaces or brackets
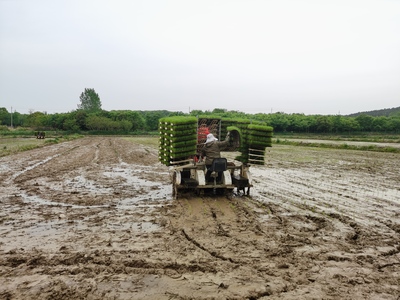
170,117,253,199
171,158,252,199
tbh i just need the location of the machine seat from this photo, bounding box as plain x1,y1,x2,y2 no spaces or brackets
210,158,227,172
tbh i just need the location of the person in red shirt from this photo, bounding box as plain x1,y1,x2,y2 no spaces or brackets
198,124,210,144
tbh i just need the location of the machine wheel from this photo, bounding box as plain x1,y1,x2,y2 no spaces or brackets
225,188,234,200
225,188,234,196
195,189,204,197
172,170,181,200
172,183,178,199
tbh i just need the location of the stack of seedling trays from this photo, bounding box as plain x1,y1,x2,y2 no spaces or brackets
226,125,241,151
222,118,251,161
221,118,273,165
158,116,197,166
247,124,273,165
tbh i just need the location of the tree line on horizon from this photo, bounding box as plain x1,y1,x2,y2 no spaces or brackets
2,107,400,134
1,88,400,134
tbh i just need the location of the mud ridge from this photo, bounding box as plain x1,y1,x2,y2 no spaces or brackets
181,229,236,263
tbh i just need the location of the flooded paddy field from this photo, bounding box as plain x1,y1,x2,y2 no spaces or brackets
0,137,399,299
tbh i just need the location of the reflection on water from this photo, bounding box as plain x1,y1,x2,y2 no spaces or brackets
19,182,171,210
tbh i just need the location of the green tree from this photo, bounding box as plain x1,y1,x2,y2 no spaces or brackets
0,107,9,125
74,110,88,130
387,117,400,132
266,113,290,132
315,115,333,133
130,111,145,131
212,108,227,114
108,110,145,131
355,114,374,131
341,117,360,132
143,111,166,131
26,112,48,129
189,109,204,116
372,116,388,132
85,115,109,130
78,88,102,111
331,115,342,133
63,118,80,132
287,114,311,132
48,113,67,130
118,120,133,131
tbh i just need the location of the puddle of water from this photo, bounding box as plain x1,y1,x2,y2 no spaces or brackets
103,167,162,188
65,175,113,194
19,183,171,210
2,219,89,252
0,164,11,172
117,185,171,208
20,193,110,209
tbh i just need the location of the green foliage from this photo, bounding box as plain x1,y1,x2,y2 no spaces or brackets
212,108,227,114
44,138,59,145
316,115,333,133
63,119,80,132
355,114,374,131
78,88,102,111
107,110,144,131
46,113,66,130
25,111,50,129
0,108,25,127
189,109,204,116
85,115,132,131
372,116,388,132
0,107,9,125
348,106,400,117
74,110,88,130
3,106,400,135
142,111,168,131
257,113,290,131
0,128,35,137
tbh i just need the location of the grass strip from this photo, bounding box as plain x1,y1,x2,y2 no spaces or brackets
277,139,400,153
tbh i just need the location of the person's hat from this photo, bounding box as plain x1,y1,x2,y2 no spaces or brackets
205,133,218,144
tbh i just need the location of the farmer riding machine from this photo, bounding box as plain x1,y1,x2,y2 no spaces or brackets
158,116,273,199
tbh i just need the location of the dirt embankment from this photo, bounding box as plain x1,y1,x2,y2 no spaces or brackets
0,137,399,299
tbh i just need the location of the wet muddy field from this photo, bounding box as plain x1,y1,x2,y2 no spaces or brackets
0,136,399,299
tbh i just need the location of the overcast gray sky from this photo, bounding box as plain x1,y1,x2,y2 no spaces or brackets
1,0,399,115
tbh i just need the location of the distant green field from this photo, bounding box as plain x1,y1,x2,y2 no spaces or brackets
0,135,83,157
0,137,47,157
123,136,159,148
